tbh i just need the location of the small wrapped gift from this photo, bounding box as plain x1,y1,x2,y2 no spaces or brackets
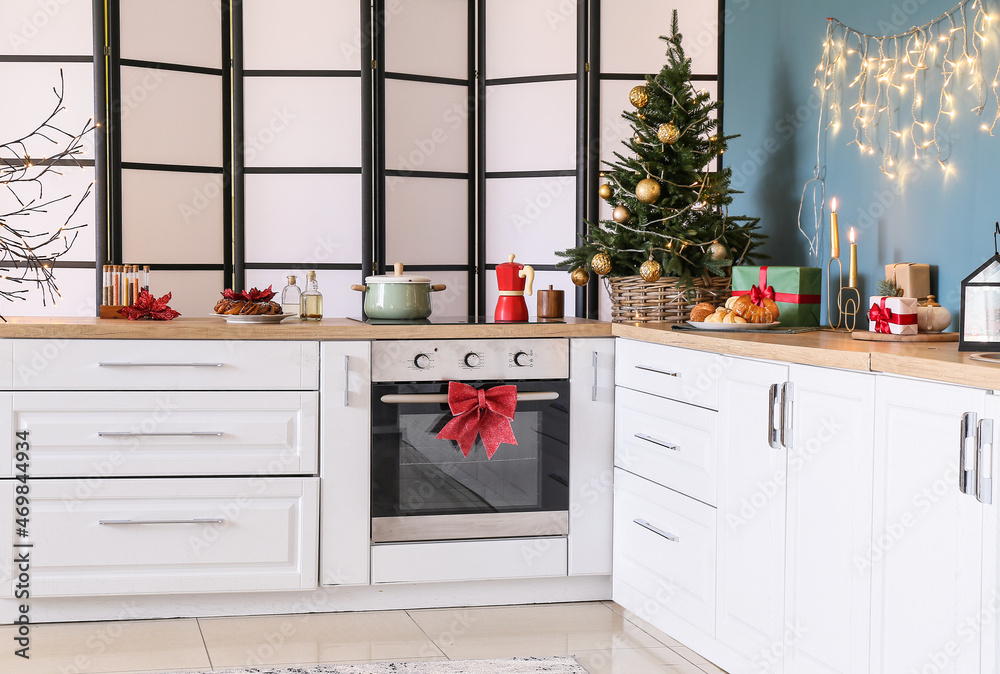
868,296,919,335
732,266,822,327
885,263,930,300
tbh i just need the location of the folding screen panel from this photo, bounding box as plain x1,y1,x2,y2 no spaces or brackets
380,0,473,316
241,0,366,319
595,0,722,319
0,0,97,316
112,0,226,317
482,0,582,318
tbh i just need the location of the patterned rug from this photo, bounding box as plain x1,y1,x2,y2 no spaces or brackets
159,657,588,673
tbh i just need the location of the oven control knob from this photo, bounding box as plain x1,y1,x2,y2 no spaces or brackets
512,351,531,367
413,353,431,369
463,352,481,368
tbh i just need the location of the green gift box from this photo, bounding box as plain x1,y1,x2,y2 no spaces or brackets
731,266,823,327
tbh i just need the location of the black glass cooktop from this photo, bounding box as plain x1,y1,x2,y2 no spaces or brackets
348,315,566,325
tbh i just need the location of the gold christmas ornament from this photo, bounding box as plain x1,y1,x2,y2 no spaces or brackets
612,205,631,223
590,252,612,276
570,267,590,286
639,258,662,283
709,241,730,260
657,122,681,144
629,85,649,108
635,178,661,204
598,183,613,200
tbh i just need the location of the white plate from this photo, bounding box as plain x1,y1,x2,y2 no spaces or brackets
686,320,781,331
209,313,289,323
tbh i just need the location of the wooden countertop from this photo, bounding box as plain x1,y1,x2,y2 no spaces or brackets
1,316,997,390
612,323,1000,390
0,316,612,340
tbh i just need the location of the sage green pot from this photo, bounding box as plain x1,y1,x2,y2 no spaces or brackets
350,263,447,320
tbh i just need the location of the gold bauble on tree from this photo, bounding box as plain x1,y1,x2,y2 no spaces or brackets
590,252,612,276
629,85,649,108
612,205,631,223
570,267,590,286
598,183,612,200
657,122,681,144
639,258,662,283
635,178,661,204
709,241,730,260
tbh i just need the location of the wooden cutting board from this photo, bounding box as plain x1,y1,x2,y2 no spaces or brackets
851,331,958,342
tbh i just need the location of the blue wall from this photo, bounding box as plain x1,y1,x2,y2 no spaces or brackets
723,0,1000,324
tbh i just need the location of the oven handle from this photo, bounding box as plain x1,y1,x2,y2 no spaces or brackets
379,391,560,404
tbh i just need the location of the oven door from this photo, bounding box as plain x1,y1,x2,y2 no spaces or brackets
371,378,570,543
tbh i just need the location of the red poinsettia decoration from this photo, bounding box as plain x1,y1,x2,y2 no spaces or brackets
220,285,276,302
119,289,181,321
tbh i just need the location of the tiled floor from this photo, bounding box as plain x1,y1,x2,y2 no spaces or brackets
0,601,727,674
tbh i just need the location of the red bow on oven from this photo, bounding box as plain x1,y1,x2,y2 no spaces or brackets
435,382,518,459
749,284,776,307
869,299,893,334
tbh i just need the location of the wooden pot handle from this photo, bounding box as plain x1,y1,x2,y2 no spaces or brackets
350,284,367,292
430,284,447,292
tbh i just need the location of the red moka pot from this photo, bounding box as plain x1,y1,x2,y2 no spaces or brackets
494,254,535,322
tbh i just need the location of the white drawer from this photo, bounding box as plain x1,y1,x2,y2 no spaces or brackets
371,537,567,584
6,339,319,390
615,387,716,505
16,477,318,597
615,339,728,410
613,468,716,636
0,392,318,477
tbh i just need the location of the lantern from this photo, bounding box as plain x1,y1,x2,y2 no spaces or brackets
959,223,1000,351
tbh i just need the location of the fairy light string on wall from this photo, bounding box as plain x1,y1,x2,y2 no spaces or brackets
818,0,1000,178
798,0,1000,264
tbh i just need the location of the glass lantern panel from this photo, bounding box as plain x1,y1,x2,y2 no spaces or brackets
963,285,1000,343
968,259,1000,283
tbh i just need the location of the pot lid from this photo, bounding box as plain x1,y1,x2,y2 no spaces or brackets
365,262,431,284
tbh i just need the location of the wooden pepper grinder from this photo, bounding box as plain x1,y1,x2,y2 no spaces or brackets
537,285,564,319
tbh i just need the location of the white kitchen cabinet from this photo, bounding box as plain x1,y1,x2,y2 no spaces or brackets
870,376,996,674
613,467,717,635
319,341,372,586
783,364,876,674
0,391,318,477
615,338,727,410
568,338,615,576
716,358,789,673
22,477,319,597
4,339,319,390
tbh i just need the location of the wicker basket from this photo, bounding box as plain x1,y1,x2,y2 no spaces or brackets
606,274,731,324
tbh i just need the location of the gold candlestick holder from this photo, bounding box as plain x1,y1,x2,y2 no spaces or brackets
827,258,861,332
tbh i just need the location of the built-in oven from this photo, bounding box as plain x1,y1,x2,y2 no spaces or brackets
370,338,570,544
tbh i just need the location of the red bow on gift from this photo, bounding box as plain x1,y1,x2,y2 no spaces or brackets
869,300,893,334
749,284,776,307
435,382,518,459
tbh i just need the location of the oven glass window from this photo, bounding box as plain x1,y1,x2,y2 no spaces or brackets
372,380,570,518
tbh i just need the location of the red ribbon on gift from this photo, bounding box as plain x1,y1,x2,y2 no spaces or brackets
868,297,917,334
732,266,822,305
435,382,518,459
749,283,776,307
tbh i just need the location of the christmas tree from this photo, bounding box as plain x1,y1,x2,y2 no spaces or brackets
557,11,764,291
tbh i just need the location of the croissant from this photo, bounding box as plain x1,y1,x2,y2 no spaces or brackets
731,295,775,324
689,302,716,322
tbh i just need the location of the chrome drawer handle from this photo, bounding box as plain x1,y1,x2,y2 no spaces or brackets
380,391,559,404
633,518,679,542
634,365,679,378
633,433,679,451
960,412,978,495
98,362,224,368
98,432,223,437
98,518,224,525
978,418,994,505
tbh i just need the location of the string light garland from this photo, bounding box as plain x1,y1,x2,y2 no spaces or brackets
816,0,1000,178
798,0,1000,264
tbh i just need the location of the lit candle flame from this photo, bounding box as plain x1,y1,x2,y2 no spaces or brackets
831,197,838,212
849,227,856,243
